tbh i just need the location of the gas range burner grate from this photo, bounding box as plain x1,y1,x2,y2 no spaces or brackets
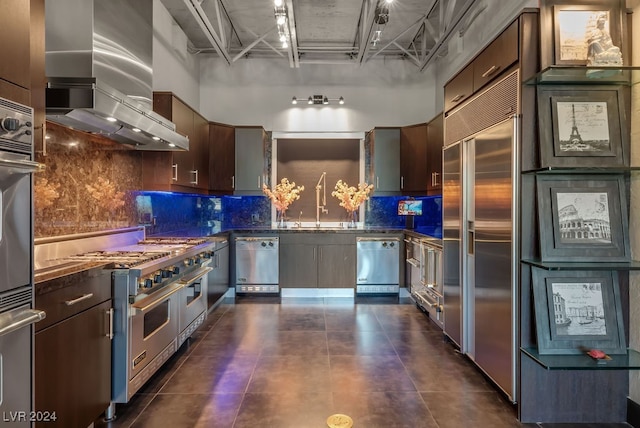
65,250,172,268
139,237,208,246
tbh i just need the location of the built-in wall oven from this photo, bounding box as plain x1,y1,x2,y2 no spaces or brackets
0,97,46,427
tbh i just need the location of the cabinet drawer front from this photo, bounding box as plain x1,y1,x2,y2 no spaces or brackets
472,20,519,93
35,269,111,331
444,65,474,113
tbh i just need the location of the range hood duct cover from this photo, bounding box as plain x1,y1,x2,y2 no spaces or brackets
44,0,188,151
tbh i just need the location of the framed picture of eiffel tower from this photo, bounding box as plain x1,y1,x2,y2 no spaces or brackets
537,85,628,168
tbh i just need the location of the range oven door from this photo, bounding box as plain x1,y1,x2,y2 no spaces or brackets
0,153,44,293
129,283,180,380
177,266,211,346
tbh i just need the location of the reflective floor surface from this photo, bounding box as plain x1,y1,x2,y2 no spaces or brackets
96,296,631,428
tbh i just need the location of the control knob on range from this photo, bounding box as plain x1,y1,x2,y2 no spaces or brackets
161,268,173,278
172,266,180,275
261,242,267,247
183,258,194,266
153,271,162,283
138,277,153,288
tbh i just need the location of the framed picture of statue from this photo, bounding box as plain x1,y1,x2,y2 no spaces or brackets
537,85,627,168
532,268,626,355
551,2,624,66
536,174,629,262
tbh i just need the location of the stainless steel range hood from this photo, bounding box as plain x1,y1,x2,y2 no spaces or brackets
45,0,188,151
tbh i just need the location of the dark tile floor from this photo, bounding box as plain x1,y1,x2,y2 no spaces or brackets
96,296,631,428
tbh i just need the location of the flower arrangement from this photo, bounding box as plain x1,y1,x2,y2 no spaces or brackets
262,178,305,213
331,180,374,213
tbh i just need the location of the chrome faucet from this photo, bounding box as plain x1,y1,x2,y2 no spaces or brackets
316,172,328,227
294,211,303,228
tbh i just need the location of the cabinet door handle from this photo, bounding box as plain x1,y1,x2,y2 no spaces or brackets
319,247,323,260
190,169,198,185
401,176,404,189
106,308,114,339
258,176,261,189
432,172,440,187
451,94,464,103
313,247,316,261
376,176,379,189
172,164,178,181
481,65,500,78
64,293,94,306
231,175,235,189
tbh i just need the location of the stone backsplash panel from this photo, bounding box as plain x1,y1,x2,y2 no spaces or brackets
34,122,141,238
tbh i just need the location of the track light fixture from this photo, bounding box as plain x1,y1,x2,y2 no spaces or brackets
291,95,345,106
274,0,289,49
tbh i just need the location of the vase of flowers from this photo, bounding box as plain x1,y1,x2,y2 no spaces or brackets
262,178,304,228
331,180,374,228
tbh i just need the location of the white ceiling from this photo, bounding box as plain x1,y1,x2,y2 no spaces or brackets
160,0,479,71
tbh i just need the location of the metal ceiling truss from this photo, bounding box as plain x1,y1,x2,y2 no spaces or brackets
183,0,480,72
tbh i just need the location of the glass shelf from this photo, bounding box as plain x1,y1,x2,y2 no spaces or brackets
524,66,640,86
522,166,640,174
521,347,640,370
522,259,640,271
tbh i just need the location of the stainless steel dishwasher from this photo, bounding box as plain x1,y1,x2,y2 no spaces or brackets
235,237,279,293
356,237,400,294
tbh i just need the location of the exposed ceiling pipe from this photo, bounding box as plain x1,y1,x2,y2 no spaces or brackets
183,0,231,64
284,0,299,68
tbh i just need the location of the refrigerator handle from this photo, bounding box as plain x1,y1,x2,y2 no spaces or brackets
467,220,475,256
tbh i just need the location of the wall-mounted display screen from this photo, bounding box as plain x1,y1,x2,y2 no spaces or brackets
398,200,422,216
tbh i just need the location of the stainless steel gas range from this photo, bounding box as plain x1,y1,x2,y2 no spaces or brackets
93,237,215,417
34,228,217,419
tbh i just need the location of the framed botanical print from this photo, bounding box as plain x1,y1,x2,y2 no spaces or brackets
536,174,629,262
532,269,626,355
537,85,628,168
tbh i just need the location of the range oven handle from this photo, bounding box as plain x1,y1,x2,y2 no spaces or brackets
407,258,420,268
132,282,184,313
178,266,213,286
0,308,46,337
0,157,45,174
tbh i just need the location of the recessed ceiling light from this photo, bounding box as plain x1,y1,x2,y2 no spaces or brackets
276,15,286,26
152,136,161,141
168,143,176,147
106,117,117,122
274,0,283,6
282,41,288,48
132,128,141,133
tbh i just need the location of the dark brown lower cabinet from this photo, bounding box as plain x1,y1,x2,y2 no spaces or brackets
35,299,112,428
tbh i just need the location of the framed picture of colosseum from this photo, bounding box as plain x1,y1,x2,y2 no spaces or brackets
537,85,627,168
532,268,626,355
536,174,629,262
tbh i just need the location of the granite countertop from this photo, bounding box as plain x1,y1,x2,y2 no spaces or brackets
221,226,441,239
34,260,110,286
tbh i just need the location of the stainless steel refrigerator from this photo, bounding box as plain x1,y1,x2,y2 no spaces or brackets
443,117,518,402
